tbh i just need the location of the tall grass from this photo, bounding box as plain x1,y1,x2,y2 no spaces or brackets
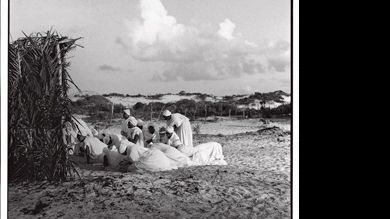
8,30,81,181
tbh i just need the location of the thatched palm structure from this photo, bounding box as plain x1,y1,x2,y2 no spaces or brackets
8,31,81,181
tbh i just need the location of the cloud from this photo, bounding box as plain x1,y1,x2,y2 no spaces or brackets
122,0,290,81
129,0,185,45
218,18,236,41
98,64,121,72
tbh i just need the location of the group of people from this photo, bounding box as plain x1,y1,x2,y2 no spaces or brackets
120,109,195,155
63,109,227,172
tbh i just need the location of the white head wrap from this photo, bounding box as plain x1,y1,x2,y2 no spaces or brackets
162,110,171,117
137,119,145,127
128,116,138,126
123,109,131,116
166,126,174,134
103,136,111,145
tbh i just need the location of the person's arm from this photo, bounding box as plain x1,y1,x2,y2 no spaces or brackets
172,134,183,148
146,138,153,144
129,134,140,144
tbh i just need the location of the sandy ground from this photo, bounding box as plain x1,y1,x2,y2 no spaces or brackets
8,123,291,219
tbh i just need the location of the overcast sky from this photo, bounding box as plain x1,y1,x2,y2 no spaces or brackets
11,0,291,95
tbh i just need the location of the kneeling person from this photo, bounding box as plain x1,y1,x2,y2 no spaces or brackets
166,127,197,157
126,116,145,148
76,135,107,164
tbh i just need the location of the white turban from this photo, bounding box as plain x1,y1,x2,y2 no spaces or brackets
137,119,145,127
123,109,131,116
128,116,138,126
103,136,111,145
163,110,171,117
166,126,174,134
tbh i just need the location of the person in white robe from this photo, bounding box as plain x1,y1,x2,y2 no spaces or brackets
158,127,168,145
126,116,145,148
102,133,126,151
121,109,131,138
162,110,194,151
165,126,197,157
137,119,145,130
102,135,147,168
63,116,96,155
164,127,227,166
191,142,227,166
143,124,160,147
63,116,94,143
76,135,108,164
74,117,94,137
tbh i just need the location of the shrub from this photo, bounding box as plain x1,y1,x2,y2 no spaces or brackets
193,123,201,135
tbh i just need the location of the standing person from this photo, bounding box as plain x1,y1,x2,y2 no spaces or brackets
121,109,131,138
162,110,193,148
126,116,145,148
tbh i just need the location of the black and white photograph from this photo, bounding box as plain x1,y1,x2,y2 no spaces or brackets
1,0,298,218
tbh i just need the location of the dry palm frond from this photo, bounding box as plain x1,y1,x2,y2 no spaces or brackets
9,30,81,181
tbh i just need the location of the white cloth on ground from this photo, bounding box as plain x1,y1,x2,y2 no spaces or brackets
191,142,227,166
151,143,193,168
127,142,227,172
134,148,178,172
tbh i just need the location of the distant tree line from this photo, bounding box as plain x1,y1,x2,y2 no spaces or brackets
70,94,291,123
